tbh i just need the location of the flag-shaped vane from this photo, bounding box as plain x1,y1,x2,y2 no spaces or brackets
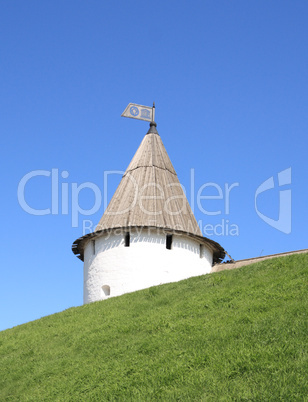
121,103,155,122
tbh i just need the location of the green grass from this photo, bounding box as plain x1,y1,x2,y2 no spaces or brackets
1,253,307,401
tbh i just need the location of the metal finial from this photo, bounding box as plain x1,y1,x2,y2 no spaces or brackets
147,121,158,135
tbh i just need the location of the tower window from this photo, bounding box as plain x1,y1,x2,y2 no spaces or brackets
200,244,203,258
166,234,173,250
102,285,110,296
125,232,130,247
92,240,96,255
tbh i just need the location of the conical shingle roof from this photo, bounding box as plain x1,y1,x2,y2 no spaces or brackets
72,122,226,263
95,123,201,236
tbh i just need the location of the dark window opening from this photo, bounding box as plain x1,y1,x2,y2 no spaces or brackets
125,232,130,247
200,244,203,258
92,240,96,255
102,285,110,296
166,234,173,250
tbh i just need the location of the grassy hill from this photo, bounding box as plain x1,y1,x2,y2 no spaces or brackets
1,253,307,401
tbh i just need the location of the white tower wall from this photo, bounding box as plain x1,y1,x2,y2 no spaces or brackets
83,229,213,303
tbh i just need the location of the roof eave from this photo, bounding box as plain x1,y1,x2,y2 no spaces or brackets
72,225,226,264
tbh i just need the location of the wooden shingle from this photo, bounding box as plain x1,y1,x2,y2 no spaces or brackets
95,130,202,235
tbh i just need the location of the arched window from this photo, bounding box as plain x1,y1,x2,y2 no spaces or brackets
102,285,110,296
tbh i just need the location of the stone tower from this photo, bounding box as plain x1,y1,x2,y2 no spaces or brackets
72,122,225,303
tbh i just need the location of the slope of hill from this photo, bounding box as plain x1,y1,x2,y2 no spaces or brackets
1,253,307,400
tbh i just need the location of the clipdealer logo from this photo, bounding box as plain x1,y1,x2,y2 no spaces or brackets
255,168,291,234
17,167,292,235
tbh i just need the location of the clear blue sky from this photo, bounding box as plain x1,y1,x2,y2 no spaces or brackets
1,1,307,331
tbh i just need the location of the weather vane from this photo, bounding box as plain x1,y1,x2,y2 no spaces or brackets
121,102,155,123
